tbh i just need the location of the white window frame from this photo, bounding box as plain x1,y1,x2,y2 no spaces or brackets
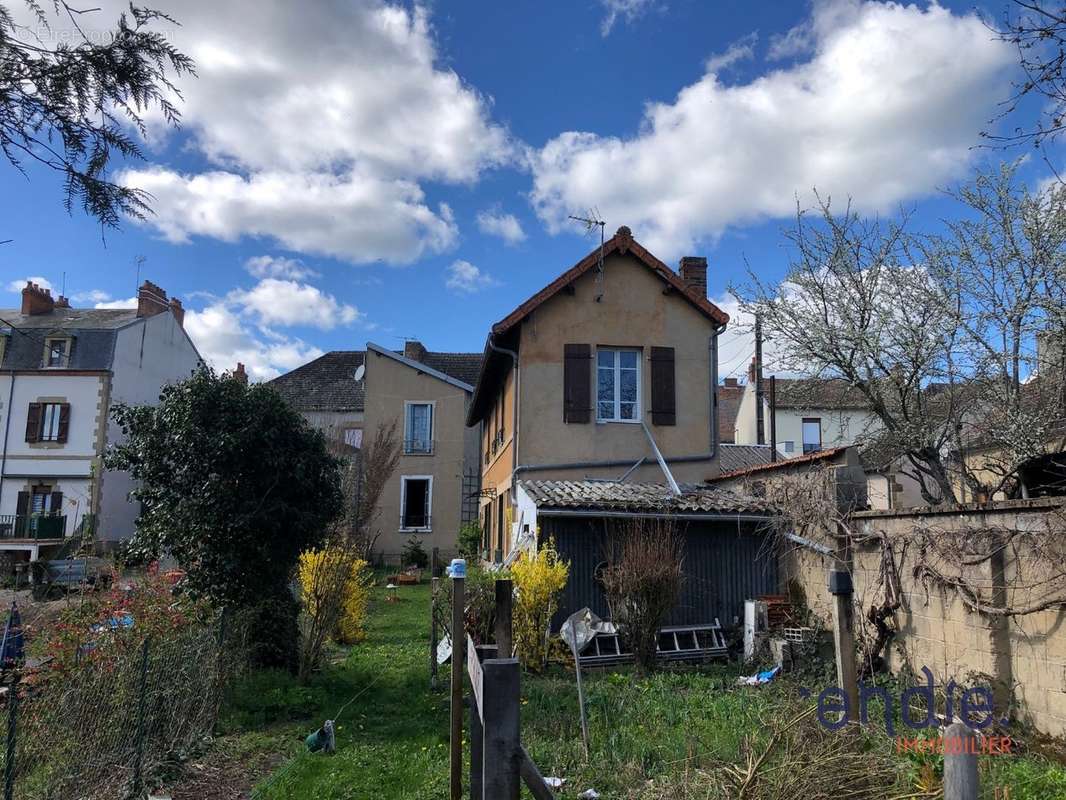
403,401,435,455
43,337,70,368
782,440,795,454
802,418,823,454
40,403,62,441
399,475,433,532
595,347,642,424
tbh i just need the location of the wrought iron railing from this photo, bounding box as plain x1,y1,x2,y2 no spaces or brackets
401,514,431,530
0,514,67,540
403,438,434,455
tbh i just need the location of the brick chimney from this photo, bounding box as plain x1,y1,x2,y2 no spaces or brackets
679,256,708,298
233,362,248,385
724,377,739,388
54,295,70,309
136,280,169,318
21,282,54,316
404,340,427,362
169,297,185,328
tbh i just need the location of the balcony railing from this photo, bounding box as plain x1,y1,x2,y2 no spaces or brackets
403,438,434,455
0,514,67,540
401,514,431,531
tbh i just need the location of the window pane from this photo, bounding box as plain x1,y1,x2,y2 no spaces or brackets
619,402,636,420
597,367,614,402
597,350,614,367
619,368,637,402
403,479,430,528
597,401,613,420
619,350,638,369
802,421,820,445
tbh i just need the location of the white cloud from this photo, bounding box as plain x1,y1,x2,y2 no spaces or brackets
6,276,52,293
184,302,323,382
244,255,318,281
476,209,526,244
117,167,458,265
94,297,137,309
599,0,657,36
230,278,362,330
704,33,757,74
93,0,512,263
446,260,500,294
532,0,1013,260
72,289,113,303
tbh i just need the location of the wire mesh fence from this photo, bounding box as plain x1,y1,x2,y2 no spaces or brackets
0,610,249,800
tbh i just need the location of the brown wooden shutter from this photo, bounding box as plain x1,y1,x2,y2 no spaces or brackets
15,492,29,516
57,404,71,443
24,403,41,443
50,491,63,515
650,347,677,426
563,343,591,423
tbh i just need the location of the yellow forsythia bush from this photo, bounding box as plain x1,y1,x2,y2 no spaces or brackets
298,548,372,645
511,538,569,672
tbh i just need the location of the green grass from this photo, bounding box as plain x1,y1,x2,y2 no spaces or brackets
216,583,1066,799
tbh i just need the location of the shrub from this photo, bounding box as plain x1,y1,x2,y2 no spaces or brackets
511,539,569,672
600,518,685,674
432,565,507,647
401,538,429,569
298,547,372,647
457,522,482,561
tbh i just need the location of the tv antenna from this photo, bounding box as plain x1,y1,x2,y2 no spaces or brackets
569,210,606,302
134,255,146,294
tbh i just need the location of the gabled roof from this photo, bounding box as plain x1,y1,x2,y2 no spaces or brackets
421,351,483,386
772,378,873,411
366,343,478,392
0,308,140,331
518,479,774,516
490,226,729,336
268,351,366,413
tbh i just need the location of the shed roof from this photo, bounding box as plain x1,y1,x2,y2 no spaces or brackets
707,445,851,483
518,479,774,516
718,444,774,473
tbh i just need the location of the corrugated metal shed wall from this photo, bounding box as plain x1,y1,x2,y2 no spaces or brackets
543,516,779,629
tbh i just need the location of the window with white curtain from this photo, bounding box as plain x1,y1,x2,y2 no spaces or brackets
404,402,434,454
596,348,641,422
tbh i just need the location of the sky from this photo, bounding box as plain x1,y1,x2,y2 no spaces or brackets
0,0,1057,381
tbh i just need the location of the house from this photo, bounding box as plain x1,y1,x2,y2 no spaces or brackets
269,341,482,563
734,369,880,457
0,280,201,564
514,479,778,628
717,377,744,444
465,225,733,560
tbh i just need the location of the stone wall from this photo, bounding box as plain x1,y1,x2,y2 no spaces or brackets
781,498,1066,737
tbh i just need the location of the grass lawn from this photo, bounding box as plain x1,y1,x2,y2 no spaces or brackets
211,582,1066,799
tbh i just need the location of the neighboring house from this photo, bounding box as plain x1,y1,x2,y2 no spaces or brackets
465,225,731,560
734,370,880,458
0,280,200,563
267,351,366,449
717,377,744,444
269,341,482,563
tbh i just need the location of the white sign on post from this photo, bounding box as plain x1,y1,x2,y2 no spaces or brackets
466,634,484,721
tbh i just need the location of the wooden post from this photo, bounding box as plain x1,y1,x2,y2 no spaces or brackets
944,722,979,800
450,575,465,800
430,577,440,690
432,546,440,578
519,746,557,800
481,658,520,800
828,567,859,722
494,579,513,658
469,691,483,800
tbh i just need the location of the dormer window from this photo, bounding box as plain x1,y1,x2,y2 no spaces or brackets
43,337,70,368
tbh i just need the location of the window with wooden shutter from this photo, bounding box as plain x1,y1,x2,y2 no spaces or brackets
56,404,71,443
50,491,63,515
563,343,591,423
650,347,677,426
24,403,41,443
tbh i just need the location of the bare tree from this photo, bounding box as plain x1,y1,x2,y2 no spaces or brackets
1,2,194,225
736,164,1066,504
342,421,401,560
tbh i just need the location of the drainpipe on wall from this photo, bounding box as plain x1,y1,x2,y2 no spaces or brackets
710,323,725,457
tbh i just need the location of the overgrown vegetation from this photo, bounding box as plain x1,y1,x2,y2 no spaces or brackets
600,518,686,674
511,539,569,672
107,366,342,668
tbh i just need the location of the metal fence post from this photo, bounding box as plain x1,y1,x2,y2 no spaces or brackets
4,676,17,800
130,637,150,799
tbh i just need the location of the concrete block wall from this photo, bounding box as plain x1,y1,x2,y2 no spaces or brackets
781,498,1066,737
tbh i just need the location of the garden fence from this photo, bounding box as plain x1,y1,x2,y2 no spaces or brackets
0,610,248,800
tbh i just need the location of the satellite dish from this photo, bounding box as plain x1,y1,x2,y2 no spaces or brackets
353,364,365,382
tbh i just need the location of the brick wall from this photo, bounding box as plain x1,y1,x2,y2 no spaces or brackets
782,498,1066,737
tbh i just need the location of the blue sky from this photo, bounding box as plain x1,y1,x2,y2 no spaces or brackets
0,0,1056,379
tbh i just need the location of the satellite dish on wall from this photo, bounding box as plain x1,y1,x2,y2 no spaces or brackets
353,364,365,382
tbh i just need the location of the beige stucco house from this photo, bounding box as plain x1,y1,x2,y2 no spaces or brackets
270,341,482,563
465,225,733,559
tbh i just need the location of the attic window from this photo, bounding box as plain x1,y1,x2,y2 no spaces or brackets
43,337,70,368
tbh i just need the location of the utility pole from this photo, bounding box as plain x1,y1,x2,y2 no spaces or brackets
754,314,765,446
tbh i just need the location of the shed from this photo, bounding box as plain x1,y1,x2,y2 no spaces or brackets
515,480,779,630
